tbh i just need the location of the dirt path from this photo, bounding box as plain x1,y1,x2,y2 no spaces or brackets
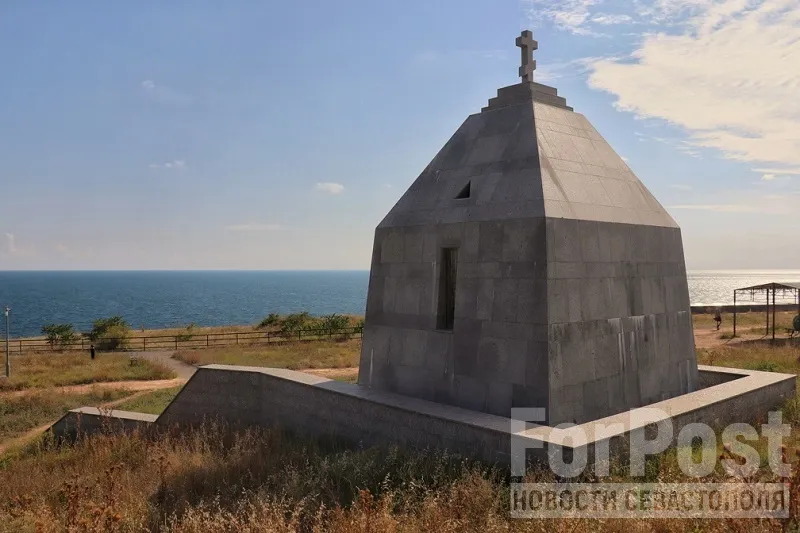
0,387,166,455
129,351,196,379
0,378,186,399
305,367,358,379
693,326,783,350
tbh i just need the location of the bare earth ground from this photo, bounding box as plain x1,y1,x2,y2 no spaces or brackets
694,310,797,349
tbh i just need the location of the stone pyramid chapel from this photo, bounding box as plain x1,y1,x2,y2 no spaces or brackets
53,31,794,465
358,31,699,426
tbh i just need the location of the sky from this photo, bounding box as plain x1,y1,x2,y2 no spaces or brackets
1,0,799,271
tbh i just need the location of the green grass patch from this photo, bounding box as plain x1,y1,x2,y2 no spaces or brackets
113,386,183,415
174,339,360,370
0,353,175,392
0,388,131,443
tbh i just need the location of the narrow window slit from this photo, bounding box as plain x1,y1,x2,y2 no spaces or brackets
437,248,458,330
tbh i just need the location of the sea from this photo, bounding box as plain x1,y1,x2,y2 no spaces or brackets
0,270,799,338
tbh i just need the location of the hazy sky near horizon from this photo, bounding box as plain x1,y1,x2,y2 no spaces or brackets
1,0,799,271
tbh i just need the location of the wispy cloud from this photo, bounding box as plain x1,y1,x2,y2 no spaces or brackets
4,233,16,254
141,80,156,90
762,174,778,182
1,232,36,258
149,160,186,170
754,167,800,176
670,184,693,191
315,182,345,195
224,224,283,232
588,0,800,170
522,0,604,35
591,13,633,25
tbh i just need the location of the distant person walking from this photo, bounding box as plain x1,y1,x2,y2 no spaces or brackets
90,344,96,360
714,310,722,331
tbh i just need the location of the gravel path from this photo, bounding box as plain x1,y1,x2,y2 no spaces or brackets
126,350,196,380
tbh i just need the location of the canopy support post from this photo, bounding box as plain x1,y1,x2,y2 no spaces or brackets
772,285,777,342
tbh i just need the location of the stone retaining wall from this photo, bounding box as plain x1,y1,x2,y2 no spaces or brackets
154,364,795,466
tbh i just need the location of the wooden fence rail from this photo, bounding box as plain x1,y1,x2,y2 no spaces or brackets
4,327,364,354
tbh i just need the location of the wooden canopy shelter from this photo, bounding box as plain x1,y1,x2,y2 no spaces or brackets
733,282,800,340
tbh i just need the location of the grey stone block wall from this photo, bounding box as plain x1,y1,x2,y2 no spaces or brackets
546,219,698,425
359,217,550,418
359,216,698,425
359,82,699,425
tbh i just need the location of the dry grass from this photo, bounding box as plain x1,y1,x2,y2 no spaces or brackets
0,353,175,392
0,388,132,443
173,339,361,370
305,367,359,383
694,310,797,333
6,332,800,530
1,421,800,532
698,342,800,373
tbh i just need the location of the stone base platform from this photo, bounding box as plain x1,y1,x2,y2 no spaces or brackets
51,364,795,467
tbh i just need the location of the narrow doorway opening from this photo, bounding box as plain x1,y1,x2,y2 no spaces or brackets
455,181,471,199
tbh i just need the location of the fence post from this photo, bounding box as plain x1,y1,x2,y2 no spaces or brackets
175,337,178,350
18,340,22,353
143,337,147,351
298,330,301,341
236,333,239,345
206,334,209,347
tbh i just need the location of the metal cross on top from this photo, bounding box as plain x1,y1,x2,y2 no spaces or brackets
516,30,538,83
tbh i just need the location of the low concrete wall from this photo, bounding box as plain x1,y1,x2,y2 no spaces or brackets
698,367,744,388
50,407,157,442
157,366,513,464
156,364,796,467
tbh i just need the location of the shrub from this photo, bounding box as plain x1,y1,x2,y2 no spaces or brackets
40,323,77,350
316,314,352,340
88,316,128,340
256,313,281,330
279,312,312,337
752,361,779,373
319,313,350,331
96,324,131,351
176,323,196,343
88,316,131,351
